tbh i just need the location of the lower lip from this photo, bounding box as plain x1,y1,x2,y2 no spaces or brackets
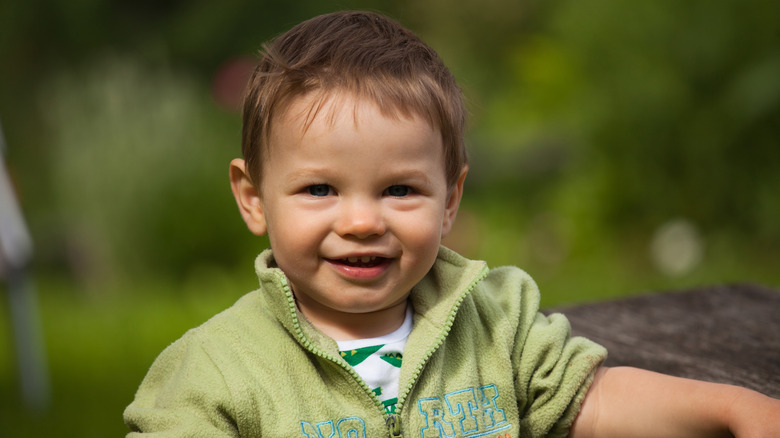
326,258,392,280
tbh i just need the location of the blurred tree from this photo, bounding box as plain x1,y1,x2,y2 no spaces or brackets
547,0,780,242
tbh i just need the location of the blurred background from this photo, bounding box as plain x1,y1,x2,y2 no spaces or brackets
1,0,778,435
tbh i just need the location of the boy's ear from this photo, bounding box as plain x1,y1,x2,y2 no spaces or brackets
441,166,468,238
229,158,268,236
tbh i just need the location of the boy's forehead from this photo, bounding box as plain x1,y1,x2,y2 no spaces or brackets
258,91,453,188
274,91,437,137
263,92,445,173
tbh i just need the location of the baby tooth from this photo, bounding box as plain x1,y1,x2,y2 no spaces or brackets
360,256,372,263
347,257,358,263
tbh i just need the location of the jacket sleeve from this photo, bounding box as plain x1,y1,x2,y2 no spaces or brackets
123,332,240,437
492,267,607,438
515,311,606,438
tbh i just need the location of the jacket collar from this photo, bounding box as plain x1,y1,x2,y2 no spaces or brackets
253,246,489,352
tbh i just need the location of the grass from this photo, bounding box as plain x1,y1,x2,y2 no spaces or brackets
0,267,251,437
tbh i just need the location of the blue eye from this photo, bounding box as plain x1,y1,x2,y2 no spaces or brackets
386,185,411,197
307,184,332,197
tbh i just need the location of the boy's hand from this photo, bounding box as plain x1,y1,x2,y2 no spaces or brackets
570,366,780,438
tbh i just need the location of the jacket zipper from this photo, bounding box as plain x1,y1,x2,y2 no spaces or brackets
277,276,388,410
276,266,489,437
394,266,489,414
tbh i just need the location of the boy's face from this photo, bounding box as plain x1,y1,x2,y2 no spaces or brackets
231,93,466,337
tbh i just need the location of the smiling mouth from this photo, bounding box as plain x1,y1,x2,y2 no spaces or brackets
331,256,388,268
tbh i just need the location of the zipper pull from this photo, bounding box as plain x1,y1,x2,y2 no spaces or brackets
386,414,403,437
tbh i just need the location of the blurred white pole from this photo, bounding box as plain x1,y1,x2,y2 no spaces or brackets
0,120,51,411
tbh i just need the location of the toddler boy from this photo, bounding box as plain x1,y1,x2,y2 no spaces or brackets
125,10,780,437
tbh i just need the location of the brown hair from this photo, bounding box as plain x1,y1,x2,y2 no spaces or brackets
241,10,467,188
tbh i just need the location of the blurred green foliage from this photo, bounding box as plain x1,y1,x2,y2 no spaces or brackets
1,0,779,436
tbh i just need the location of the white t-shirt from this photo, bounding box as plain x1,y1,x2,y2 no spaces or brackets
336,306,413,414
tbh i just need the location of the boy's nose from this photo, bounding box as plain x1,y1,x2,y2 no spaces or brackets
334,199,386,239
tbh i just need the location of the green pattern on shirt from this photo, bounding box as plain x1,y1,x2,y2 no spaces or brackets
383,397,398,414
340,344,384,367
380,352,403,368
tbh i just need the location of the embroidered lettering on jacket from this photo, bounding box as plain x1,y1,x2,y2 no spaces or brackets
417,385,510,438
300,416,366,438
298,385,510,438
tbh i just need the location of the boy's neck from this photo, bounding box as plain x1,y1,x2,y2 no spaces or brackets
298,299,410,341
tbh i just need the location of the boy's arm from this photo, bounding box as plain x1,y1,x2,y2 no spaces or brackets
569,366,780,438
124,334,240,437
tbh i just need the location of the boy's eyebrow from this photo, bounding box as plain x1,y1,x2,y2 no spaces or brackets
385,169,434,185
286,167,435,185
282,168,329,184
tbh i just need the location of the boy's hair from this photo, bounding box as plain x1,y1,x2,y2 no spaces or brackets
241,10,468,189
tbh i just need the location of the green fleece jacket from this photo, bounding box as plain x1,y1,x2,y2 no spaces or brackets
124,246,606,437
